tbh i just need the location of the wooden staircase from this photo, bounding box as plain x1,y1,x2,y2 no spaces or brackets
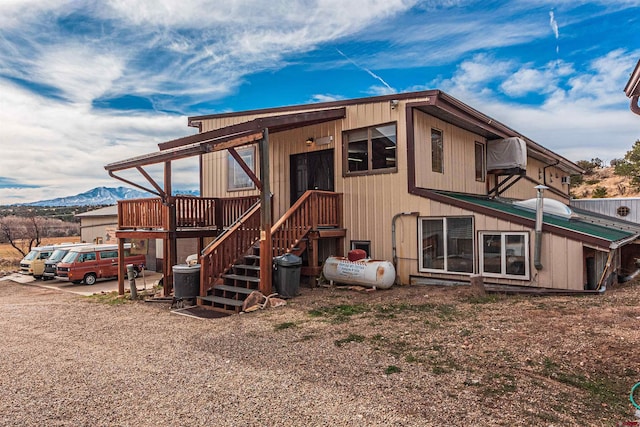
197,190,344,315
198,244,262,312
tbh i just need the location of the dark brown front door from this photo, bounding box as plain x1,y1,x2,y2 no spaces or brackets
290,149,334,205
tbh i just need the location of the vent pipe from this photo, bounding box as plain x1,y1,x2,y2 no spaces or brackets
534,185,548,270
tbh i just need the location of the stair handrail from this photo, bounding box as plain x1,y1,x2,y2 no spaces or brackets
201,198,261,254
270,190,341,258
199,201,262,295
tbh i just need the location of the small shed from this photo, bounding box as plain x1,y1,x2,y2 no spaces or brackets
570,198,640,224
76,205,118,244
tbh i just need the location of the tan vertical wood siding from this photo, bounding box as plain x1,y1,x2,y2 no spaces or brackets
413,110,488,194
495,157,569,202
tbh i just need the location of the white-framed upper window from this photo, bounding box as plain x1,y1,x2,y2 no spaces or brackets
479,232,530,280
227,145,256,191
419,216,474,274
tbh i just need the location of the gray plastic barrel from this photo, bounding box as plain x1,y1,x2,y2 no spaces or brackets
173,264,201,299
273,253,302,298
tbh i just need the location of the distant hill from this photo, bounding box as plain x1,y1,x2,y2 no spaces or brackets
571,167,640,199
21,186,199,207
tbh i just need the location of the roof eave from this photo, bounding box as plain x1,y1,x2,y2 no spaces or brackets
624,59,640,97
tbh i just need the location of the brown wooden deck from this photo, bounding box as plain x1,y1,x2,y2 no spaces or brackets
115,192,344,300
115,195,260,296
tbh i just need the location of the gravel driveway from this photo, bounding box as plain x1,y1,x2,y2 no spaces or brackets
1,277,639,426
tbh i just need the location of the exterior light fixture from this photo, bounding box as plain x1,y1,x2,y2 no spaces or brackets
305,137,314,146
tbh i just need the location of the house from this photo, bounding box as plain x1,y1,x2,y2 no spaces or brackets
625,59,640,116
105,90,640,313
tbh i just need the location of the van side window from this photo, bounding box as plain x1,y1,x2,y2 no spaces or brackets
79,252,97,262
100,250,118,259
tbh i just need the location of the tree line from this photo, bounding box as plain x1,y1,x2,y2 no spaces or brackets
0,205,106,257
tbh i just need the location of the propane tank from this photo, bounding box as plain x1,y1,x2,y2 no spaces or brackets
323,256,395,289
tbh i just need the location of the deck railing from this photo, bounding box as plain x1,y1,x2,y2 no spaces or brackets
118,198,167,229
117,195,259,230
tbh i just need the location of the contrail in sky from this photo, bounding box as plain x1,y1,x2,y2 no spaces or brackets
549,10,559,54
336,49,394,92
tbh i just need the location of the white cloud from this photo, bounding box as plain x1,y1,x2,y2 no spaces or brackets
436,50,640,163
0,0,639,205
0,0,417,204
0,81,191,203
500,62,574,97
307,94,345,103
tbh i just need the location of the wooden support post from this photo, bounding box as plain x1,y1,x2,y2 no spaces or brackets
164,161,175,297
118,238,125,295
310,237,319,271
259,129,272,295
162,236,171,297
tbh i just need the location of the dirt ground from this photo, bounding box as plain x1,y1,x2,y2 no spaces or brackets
1,277,639,426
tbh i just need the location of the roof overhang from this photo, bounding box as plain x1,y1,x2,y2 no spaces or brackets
624,59,640,97
103,107,347,197
624,59,640,116
104,107,347,172
104,130,264,172
159,107,347,151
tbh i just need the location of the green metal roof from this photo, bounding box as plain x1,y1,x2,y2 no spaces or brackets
440,192,635,243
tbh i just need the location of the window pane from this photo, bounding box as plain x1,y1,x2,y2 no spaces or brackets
431,129,443,173
228,146,255,190
347,139,368,171
446,218,473,273
100,250,117,259
505,234,526,276
422,219,444,270
482,234,502,274
371,124,396,170
475,142,485,182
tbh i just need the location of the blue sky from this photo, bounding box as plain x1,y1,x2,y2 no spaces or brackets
0,0,639,204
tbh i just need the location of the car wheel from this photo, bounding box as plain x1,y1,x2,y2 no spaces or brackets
84,273,97,285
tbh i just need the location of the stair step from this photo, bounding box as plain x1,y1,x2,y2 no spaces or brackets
222,273,261,283
234,264,260,271
244,254,260,260
214,284,256,295
198,295,244,307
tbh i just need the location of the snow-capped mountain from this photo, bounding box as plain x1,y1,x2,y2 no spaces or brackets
22,187,199,207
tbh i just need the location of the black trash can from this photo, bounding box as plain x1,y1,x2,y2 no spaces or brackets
173,264,201,300
273,253,302,298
